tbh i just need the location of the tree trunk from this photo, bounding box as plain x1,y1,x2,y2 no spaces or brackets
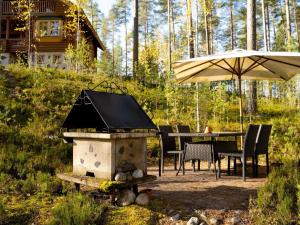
204,0,210,55
195,0,199,56
144,0,148,48
133,0,139,77
230,0,235,50
125,8,128,77
262,0,268,51
171,0,176,50
187,0,194,58
266,2,271,50
246,0,257,114
167,0,172,74
285,0,292,50
210,8,213,54
112,19,115,75
292,0,300,50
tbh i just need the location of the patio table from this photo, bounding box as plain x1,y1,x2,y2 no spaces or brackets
162,132,244,176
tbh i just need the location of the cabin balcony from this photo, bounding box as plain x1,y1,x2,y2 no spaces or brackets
0,1,55,15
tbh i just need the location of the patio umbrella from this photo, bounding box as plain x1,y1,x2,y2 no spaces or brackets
173,49,300,132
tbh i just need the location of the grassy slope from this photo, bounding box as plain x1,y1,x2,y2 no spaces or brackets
0,65,299,224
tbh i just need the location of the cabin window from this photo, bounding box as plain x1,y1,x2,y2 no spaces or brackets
9,20,25,39
53,54,63,65
36,20,62,37
37,54,45,64
0,20,7,39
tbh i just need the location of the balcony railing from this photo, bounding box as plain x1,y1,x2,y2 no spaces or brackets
1,1,55,15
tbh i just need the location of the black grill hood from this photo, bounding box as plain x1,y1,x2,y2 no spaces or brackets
63,90,157,132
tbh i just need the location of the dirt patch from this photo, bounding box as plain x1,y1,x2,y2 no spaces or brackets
140,162,266,224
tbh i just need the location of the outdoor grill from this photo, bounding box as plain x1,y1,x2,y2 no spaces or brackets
62,82,157,180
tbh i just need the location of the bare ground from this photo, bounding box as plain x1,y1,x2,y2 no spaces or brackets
140,161,267,224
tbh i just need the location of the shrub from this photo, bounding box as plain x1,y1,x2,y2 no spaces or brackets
47,193,107,225
249,161,299,225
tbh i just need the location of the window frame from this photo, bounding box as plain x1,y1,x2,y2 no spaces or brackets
36,20,63,38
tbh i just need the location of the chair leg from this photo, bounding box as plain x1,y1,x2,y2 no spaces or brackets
227,156,231,175
252,156,255,177
242,157,246,181
255,154,259,177
176,154,183,176
198,160,200,171
266,153,269,175
161,152,164,173
208,161,211,171
218,158,221,178
193,160,196,172
233,158,237,175
174,154,177,170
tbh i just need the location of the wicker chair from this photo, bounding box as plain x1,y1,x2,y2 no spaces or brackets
158,125,182,173
176,125,200,171
255,124,272,177
218,124,260,181
176,140,218,178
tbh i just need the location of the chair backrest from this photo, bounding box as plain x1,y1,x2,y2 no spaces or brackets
158,125,176,155
255,124,272,154
176,125,193,150
243,124,260,157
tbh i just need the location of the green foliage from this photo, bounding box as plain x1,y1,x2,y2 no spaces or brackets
65,38,94,72
47,193,107,225
249,161,300,225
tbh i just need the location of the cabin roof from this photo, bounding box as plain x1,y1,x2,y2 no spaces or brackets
64,0,105,51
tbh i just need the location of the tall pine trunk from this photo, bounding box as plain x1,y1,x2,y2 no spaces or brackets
292,0,300,50
246,0,257,115
262,0,268,51
285,0,292,50
204,0,210,55
167,0,172,74
230,0,234,50
133,0,139,77
125,9,128,76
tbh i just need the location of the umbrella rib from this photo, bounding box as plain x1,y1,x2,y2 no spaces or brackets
240,57,266,75
260,56,300,68
177,60,222,83
248,57,277,74
175,60,215,74
208,59,237,74
221,59,239,74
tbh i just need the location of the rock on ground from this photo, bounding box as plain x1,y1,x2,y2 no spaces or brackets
116,189,136,206
170,213,180,222
115,172,127,181
135,193,150,206
230,216,241,225
187,217,199,225
132,169,143,178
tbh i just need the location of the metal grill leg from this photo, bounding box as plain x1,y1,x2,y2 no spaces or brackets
266,153,269,175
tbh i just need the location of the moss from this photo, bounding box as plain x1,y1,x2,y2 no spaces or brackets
105,205,157,225
99,180,116,192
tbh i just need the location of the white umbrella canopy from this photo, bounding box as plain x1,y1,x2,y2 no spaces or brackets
173,49,300,132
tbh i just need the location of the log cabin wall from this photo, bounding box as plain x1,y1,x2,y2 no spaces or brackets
0,0,102,67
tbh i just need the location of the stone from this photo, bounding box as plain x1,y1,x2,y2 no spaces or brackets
187,217,199,225
135,193,150,206
230,216,241,225
114,172,127,181
200,222,207,225
209,218,218,225
126,172,133,181
116,189,136,206
170,213,180,222
132,169,143,178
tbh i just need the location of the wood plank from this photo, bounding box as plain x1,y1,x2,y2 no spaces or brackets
57,173,157,192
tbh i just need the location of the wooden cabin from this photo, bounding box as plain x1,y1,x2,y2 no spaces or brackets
0,0,105,68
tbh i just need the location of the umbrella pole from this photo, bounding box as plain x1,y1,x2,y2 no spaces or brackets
238,75,244,144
